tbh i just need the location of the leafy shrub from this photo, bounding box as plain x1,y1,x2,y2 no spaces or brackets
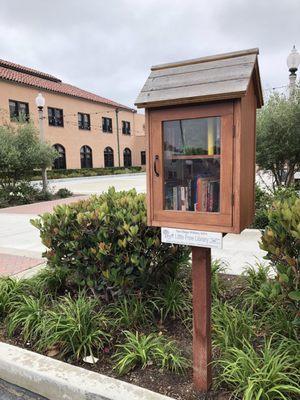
150,278,191,323
212,300,255,351
37,292,110,360
108,295,154,330
252,184,272,229
55,188,73,198
6,295,46,342
31,166,142,181
113,331,189,375
260,195,300,303
216,337,300,400
32,188,189,296
0,277,37,320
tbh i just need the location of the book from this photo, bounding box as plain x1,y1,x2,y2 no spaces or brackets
207,119,215,155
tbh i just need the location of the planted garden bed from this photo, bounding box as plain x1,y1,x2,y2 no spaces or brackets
0,189,299,399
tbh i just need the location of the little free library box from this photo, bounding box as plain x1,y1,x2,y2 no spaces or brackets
135,48,263,234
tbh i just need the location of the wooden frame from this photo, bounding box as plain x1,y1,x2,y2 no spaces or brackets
146,93,257,234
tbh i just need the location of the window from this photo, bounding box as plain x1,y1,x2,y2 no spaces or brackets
141,151,146,165
102,117,112,133
122,120,131,135
80,145,93,168
123,148,132,167
9,100,29,122
48,107,64,127
78,113,91,130
53,144,66,169
104,147,114,168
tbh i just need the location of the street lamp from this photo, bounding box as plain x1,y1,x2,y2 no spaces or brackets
35,93,47,192
287,45,300,97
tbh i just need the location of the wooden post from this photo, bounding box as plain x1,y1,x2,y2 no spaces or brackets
192,246,212,392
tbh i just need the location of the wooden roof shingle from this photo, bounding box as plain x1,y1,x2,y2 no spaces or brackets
135,48,263,108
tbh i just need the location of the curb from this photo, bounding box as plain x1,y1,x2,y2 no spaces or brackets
0,343,174,400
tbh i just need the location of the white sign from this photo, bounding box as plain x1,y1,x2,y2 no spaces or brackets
161,227,223,249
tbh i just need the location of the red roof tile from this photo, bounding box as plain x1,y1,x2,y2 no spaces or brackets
0,59,134,112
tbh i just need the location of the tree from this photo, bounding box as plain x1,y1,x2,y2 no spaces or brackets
256,90,300,188
0,122,57,190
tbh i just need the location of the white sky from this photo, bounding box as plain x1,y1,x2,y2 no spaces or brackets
0,0,299,107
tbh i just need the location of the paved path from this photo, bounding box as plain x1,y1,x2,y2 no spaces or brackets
0,173,267,277
0,379,48,400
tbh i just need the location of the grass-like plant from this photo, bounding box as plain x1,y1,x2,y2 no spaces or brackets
108,295,154,330
211,259,227,297
150,278,191,323
216,337,300,400
0,277,36,320
28,267,68,296
113,331,189,375
37,292,110,360
6,294,46,342
212,299,255,351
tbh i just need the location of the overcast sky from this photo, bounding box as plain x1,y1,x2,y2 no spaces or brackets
0,0,299,108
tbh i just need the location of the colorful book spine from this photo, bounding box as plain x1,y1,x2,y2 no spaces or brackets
207,119,215,155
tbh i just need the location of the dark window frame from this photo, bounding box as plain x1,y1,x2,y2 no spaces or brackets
123,147,132,167
102,117,113,133
78,113,91,130
9,99,29,122
80,145,93,168
104,146,114,167
48,107,64,127
53,144,66,169
122,120,131,135
141,150,146,165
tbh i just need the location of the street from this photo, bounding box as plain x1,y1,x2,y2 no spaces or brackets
0,379,48,400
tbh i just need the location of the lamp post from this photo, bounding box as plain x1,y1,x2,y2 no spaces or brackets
287,45,300,97
35,93,47,192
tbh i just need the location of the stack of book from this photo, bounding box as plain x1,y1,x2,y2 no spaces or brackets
165,177,220,212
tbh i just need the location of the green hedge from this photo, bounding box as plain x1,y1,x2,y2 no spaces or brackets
31,188,189,297
31,166,143,180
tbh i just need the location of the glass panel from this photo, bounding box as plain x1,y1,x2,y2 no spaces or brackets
163,117,221,213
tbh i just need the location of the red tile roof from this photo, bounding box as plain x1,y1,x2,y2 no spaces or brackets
0,59,135,112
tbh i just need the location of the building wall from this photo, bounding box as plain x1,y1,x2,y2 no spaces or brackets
0,80,146,169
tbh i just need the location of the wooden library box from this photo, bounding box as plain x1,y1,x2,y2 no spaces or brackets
135,49,263,234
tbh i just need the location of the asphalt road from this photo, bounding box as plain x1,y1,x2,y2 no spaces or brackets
0,379,48,400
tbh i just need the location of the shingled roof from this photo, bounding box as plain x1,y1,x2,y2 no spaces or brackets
0,59,134,112
135,48,263,108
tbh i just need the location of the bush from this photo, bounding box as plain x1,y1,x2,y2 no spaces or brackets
31,166,143,181
55,188,73,198
37,292,110,360
260,195,300,303
216,337,300,400
113,331,189,375
31,188,189,297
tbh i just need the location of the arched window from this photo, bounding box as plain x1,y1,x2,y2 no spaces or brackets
53,144,66,169
104,147,114,168
80,145,93,168
123,148,132,167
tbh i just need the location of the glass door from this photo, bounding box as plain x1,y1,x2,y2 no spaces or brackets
150,103,233,228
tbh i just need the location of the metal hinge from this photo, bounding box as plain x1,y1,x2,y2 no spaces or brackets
233,125,236,138
231,193,235,206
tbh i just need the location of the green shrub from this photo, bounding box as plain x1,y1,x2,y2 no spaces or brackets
55,188,73,198
150,278,191,323
252,184,272,229
108,295,154,330
216,337,300,400
31,166,143,180
212,300,255,351
0,277,37,320
260,196,300,303
31,188,189,296
6,295,46,342
113,331,189,375
27,267,69,297
240,263,282,312
37,292,110,360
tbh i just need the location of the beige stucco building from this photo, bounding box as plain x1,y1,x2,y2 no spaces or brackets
0,59,146,170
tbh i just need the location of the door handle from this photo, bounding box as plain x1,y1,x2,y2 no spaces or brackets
154,155,159,177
